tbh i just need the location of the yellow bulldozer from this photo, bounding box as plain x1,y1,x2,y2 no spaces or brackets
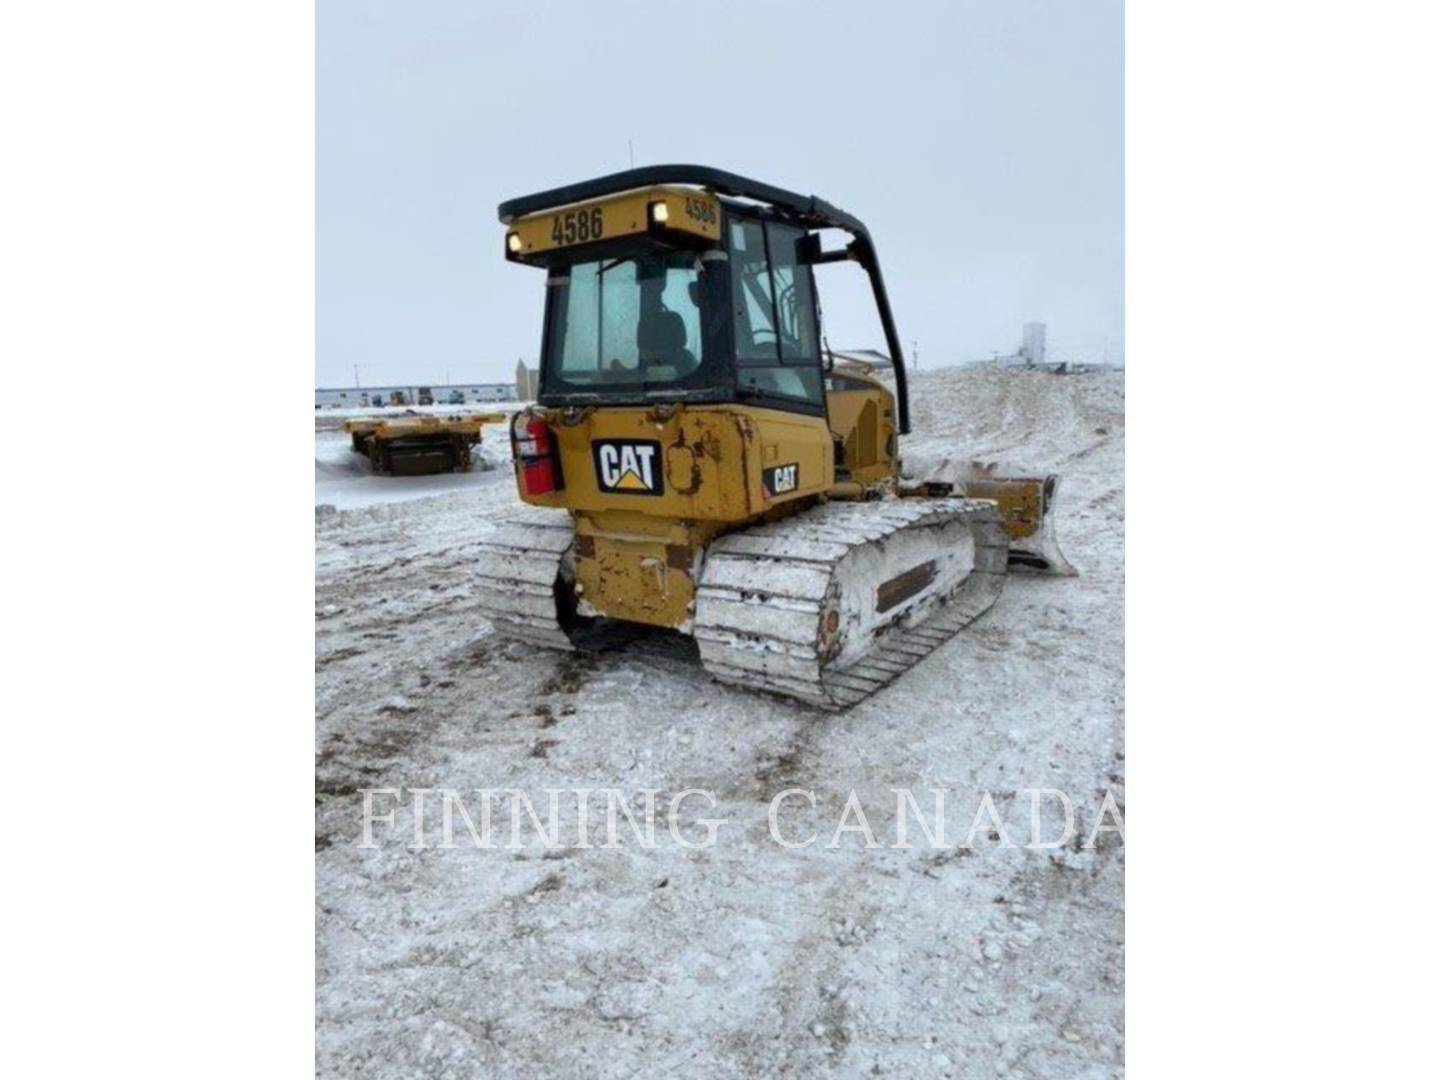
477,166,1073,709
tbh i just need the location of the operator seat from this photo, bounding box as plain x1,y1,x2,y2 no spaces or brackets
636,308,696,376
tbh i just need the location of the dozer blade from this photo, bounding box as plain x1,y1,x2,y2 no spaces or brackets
693,498,1010,710
957,463,1078,577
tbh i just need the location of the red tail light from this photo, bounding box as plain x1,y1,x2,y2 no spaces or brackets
511,411,563,496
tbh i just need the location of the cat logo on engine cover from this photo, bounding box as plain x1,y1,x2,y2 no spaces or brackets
762,463,799,498
593,439,663,495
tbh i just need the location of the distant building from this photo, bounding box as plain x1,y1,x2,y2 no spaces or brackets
1020,322,1047,366
998,322,1049,368
315,383,516,408
515,360,539,401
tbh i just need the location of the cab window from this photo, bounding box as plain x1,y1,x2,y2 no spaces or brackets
545,252,704,388
727,217,823,408
769,224,819,361
730,219,777,362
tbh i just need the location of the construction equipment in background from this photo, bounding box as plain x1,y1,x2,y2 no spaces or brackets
477,165,1074,709
345,413,505,476
417,387,435,406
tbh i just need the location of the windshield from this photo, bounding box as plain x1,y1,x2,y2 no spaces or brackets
544,252,705,390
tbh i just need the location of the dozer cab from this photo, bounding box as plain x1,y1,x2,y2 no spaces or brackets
477,166,1073,709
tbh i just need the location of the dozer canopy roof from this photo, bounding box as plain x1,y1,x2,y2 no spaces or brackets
497,164,867,234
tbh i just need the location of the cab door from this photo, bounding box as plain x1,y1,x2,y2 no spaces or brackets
726,215,828,421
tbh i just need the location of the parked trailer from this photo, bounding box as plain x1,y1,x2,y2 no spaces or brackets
344,413,505,475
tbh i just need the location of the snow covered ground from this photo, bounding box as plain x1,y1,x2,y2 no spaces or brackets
315,366,1125,1078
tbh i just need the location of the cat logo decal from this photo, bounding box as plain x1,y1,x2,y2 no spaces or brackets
593,440,663,495
762,463,799,498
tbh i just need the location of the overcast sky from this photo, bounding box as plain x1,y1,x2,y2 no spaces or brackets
317,0,1122,388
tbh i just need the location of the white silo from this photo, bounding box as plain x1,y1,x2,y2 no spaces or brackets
1021,322,1047,367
